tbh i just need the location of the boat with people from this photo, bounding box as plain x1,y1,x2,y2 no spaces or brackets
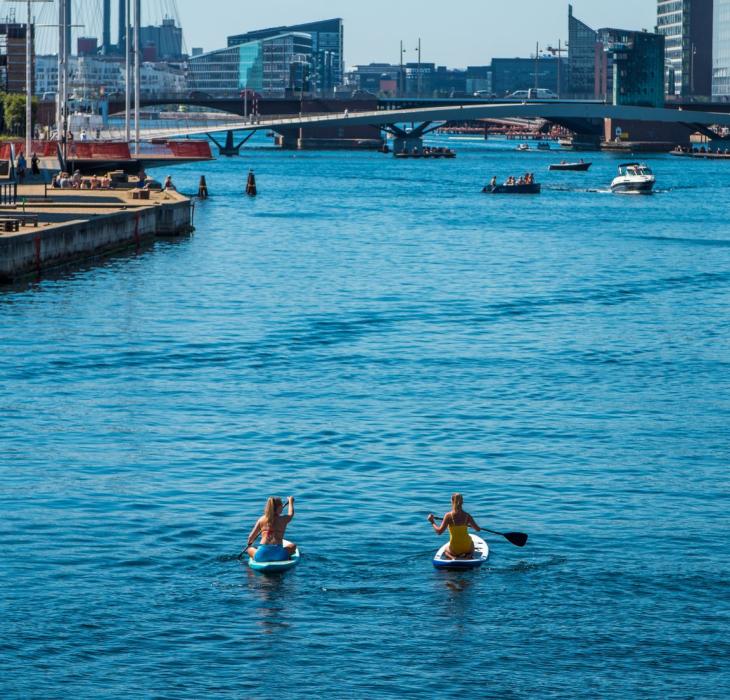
516,143,530,151
610,162,655,194
549,160,591,171
483,173,540,194
395,146,456,159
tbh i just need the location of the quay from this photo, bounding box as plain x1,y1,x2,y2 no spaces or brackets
0,183,193,284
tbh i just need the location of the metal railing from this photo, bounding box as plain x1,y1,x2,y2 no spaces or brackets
0,181,18,206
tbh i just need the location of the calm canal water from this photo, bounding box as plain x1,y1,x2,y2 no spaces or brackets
2,134,730,698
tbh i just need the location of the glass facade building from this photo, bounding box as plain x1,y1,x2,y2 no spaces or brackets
189,33,313,99
228,19,343,96
713,0,730,97
657,0,713,97
609,31,665,107
568,4,598,98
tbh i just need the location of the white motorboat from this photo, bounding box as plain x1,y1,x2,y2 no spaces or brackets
517,143,530,151
611,162,655,194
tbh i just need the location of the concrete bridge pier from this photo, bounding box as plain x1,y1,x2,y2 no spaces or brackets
383,121,444,156
207,130,255,156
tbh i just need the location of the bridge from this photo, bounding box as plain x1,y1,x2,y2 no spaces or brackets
128,102,730,155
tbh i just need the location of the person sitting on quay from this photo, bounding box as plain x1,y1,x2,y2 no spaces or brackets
163,175,176,192
71,170,82,189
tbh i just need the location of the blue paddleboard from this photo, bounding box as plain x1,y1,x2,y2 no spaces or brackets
248,540,300,573
433,534,489,570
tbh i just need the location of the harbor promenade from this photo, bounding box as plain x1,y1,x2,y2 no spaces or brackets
0,182,193,283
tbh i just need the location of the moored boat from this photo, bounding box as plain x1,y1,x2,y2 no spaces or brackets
610,162,655,194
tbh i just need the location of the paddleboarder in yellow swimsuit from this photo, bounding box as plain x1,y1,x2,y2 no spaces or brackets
427,493,482,559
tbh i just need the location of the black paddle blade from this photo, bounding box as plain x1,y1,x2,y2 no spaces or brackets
504,532,528,547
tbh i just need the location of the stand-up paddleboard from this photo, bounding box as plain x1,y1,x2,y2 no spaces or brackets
433,535,489,570
248,540,300,573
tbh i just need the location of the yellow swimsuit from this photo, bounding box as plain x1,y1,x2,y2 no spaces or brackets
448,523,472,556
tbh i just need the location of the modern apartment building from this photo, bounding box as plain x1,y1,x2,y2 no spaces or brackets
228,18,343,95
189,33,314,99
657,0,713,97
713,0,730,97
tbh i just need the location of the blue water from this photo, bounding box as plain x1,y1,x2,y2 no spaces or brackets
2,135,730,698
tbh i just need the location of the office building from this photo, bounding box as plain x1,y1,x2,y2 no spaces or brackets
347,64,400,95
713,0,730,97
228,18,343,95
466,66,492,95
140,18,184,62
0,23,31,93
189,33,313,98
595,28,665,105
491,56,565,96
609,30,665,107
657,0,713,97
568,4,599,98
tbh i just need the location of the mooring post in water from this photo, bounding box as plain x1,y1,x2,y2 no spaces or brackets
198,175,208,200
246,169,257,197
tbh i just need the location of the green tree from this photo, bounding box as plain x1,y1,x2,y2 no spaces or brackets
3,93,26,135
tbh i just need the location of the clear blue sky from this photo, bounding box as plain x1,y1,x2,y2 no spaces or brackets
176,0,657,68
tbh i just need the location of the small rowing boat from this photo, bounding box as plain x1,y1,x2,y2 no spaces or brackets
433,535,489,570
482,183,541,194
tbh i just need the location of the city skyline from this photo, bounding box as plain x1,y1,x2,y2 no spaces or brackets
175,0,657,68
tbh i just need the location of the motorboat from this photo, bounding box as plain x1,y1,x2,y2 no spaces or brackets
549,160,592,171
517,143,530,151
610,162,655,194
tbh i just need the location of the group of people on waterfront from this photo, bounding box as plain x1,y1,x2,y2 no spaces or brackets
52,170,112,190
246,493,483,563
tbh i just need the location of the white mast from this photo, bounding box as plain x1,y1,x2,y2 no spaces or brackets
133,0,140,154
125,0,131,142
25,0,32,158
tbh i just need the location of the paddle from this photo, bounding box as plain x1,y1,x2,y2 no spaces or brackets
481,529,528,548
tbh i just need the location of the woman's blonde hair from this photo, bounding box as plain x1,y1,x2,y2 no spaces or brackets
263,497,282,525
451,493,464,510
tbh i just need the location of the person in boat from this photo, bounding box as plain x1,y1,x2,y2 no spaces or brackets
505,176,515,186
489,176,497,188
427,493,482,559
246,496,297,562
517,176,525,185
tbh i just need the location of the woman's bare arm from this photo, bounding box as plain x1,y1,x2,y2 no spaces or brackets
285,496,295,522
467,514,482,532
246,519,262,547
427,512,451,535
